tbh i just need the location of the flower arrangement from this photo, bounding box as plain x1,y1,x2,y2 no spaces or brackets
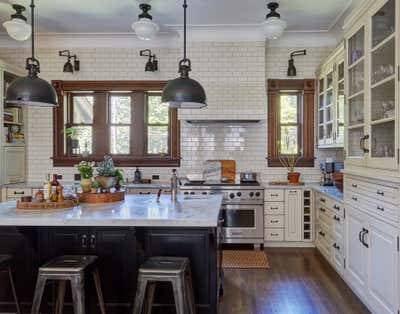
76,161,94,179
96,155,116,177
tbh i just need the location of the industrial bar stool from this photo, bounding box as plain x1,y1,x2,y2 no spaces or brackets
31,255,106,314
133,256,196,314
0,255,21,314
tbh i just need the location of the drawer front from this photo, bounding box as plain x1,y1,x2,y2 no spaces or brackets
332,214,344,239
264,189,284,202
345,190,398,223
316,224,331,259
265,202,284,215
6,188,31,199
345,177,398,206
265,215,284,228
264,228,284,241
330,201,344,217
316,193,334,210
317,206,332,230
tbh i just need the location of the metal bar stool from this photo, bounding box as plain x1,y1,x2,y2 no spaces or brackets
132,256,196,314
0,255,21,314
31,255,106,314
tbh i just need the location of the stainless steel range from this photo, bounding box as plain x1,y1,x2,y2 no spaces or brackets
181,183,264,246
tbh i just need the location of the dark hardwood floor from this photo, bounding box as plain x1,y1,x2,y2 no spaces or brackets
219,248,370,314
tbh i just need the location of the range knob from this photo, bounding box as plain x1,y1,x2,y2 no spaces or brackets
237,192,242,197
229,193,235,199
249,192,254,197
255,192,261,197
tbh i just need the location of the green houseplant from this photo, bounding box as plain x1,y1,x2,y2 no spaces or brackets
276,140,301,184
90,180,100,194
96,155,117,191
114,169,124,191
76,161,94,193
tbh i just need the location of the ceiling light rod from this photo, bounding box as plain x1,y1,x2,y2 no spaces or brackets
27,0,38,78
178,0,191,79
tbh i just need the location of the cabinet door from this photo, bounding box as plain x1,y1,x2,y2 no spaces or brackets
345,208,367,297
284,190,302,241
44,228,88,257
366,216,399,314
3,146,25,184
336,60,345,146
93,228,137,304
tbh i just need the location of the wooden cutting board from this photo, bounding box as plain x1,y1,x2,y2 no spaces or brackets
208,160,236,182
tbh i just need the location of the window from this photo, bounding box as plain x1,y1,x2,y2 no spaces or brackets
52,80,180,167
267,79,315,167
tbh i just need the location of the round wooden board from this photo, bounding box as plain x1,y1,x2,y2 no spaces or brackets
16,199,77,210
78,191,125,203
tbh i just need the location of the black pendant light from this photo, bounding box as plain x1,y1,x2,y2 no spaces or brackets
6,0,57,107
161,0,206,109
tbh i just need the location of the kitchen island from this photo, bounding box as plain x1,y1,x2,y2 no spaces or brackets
0,194,223,314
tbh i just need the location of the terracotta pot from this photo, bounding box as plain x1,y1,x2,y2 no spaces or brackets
91,187,98,194
80,178,92,193
287,172,301,184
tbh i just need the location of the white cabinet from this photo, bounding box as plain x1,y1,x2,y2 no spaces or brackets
317,42,345,148
3,146,25,184
344,0,399,172
345,206,399,314
284,190,302,241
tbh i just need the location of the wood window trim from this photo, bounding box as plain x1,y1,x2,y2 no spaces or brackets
52,80,180,167
267,79,315,167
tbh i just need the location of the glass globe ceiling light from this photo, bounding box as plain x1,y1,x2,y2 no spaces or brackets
261,2,287,40
161,0,207,109
5,0,57,107
3,4,32,41
132,3,159,40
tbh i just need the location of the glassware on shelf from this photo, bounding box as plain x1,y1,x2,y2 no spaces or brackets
349,61,364,96
371,121,395,158
348,127,364,157
371,75,395,121
348,27,364,65
349,95,364,126
372,0,395,48
371,37,395,84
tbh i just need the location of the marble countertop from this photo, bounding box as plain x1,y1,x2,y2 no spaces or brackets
0,194,223,227
123,183,170,189
311,185,343,202
2,182,171,189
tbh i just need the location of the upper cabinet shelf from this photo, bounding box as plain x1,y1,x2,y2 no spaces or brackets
316,42,345,149
344,0,399,173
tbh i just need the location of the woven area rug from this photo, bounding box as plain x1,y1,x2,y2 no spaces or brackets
222,249,270,269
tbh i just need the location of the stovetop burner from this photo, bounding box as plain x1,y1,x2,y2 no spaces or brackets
184,181,260,187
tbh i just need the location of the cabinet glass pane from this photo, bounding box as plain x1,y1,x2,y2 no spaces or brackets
326,123,333,139
326,106,332,122
371,121,395,157
319,110,324,124
326,90,333,106
319,126,324,140
371,37,395,85
349,61,364,96
319,78,324,93
338,82,345,123
372,0,395,48
338,62,344,81
327,72,333,89
348,127,364,157
319,94,324,109
349,95,364,126
371,79,395,121
348,27,364,65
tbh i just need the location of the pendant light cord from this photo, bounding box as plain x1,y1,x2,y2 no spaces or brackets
30,0,35,60
183,0,187,61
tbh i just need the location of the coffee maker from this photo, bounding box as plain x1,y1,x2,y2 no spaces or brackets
320,162,335,186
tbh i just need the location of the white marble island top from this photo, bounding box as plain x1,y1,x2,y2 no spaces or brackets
0,194,223,228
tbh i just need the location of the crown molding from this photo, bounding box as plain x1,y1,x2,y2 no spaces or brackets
0,25,336,48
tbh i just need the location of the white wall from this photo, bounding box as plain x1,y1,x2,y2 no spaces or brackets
0,41,342,184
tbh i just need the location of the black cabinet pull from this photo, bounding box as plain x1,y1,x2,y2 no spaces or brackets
81,234,88,248
90,234,96,249
377,206,384,211
271,233,279,237
270,194,279,197
319,207,326,213
271,220,279,223
270,207,279,210
333,205,340,210
361,228,369,248
352,196,358,201
352,183,357,188
320,198,326,203
13,191,25,195
333,215,340,222
333,243,340,250
319,231,325,237
376,190,384,196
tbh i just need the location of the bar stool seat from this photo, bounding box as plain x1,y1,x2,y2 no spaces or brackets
31,255,106,314
133,256,196,314
0,254,21,314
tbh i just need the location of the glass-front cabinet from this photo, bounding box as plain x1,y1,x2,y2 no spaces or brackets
344,0,398,171
317,43,345,148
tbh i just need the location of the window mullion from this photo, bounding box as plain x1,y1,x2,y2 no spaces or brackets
92,92,108,156
131,92,145,156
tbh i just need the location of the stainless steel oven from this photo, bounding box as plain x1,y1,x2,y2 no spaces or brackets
220,203,264,244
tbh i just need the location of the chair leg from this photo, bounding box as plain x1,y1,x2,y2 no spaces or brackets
55,280,67,314
172,277,186,314
92,268,107,314
31,274,47,314
132,276,148,314
144,282,156,314
8,267,21,314
186,269,196,314
70,275,86,314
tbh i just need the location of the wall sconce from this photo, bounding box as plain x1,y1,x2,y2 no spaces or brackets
140,49,158,72
287,50,306,77
59,50,80,73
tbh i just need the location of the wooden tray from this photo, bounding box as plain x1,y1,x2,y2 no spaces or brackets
269,181,305,186
16,199,77,210
78,191,125,203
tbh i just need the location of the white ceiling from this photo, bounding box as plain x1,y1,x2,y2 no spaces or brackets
0,0,351,34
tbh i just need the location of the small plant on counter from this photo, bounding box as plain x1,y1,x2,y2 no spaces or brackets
96,155,117,190
114,169,124,191
90,180,100,193
276,140,301,184
76,161,94,193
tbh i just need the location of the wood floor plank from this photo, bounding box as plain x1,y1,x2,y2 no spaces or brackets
220,248,370,314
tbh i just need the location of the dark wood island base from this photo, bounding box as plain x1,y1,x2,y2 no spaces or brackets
0,226,221,314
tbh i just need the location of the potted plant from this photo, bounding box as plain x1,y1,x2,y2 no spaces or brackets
76,161,94,193
64,127,80,155
96,155,117,191
114,169,124,191
277,141,301,184
90,180,100,194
